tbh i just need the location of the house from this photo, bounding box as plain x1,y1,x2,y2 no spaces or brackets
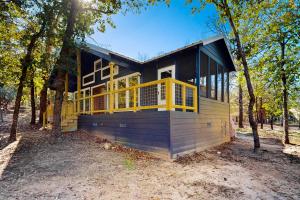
47,36,236,158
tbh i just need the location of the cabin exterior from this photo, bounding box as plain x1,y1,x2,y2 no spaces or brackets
47,36,235,158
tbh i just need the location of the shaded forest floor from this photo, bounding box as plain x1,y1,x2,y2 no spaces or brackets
0,112,299,199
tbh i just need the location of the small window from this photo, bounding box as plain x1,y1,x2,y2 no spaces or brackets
101,65,119,80
94,59,102,72
82,73,95,86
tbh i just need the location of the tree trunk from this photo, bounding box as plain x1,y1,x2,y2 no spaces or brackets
224,2,260,149
270,115,274,130
39,81,48,124
9,23,45,143
52,0,78,136
238,84,244,128
30,78,36,124
260,97,263,129
255,97,258,122
280,42,289,144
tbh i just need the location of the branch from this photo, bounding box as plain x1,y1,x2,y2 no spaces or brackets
80,7,115,15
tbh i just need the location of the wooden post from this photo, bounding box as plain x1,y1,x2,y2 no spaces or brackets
182,85,186,112
109,62,114,114
42,112,46,128
76,49,81,114
193,87,198,112
166,78,172,111
133,87,137,112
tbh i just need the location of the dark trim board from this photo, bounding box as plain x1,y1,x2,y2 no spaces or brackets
78,105,230,159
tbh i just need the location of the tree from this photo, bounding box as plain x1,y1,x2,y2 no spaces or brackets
256,1,299,144
6,1,54,142
51,0,143,136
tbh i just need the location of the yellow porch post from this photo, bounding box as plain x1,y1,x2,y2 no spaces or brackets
193,87,198,112
166,78,173,111
182,85,186,112
109,62,115,114
76,49,81,114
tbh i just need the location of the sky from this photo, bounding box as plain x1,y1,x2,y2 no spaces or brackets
87,1,219,61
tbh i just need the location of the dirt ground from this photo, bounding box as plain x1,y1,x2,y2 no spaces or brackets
0,112,299,200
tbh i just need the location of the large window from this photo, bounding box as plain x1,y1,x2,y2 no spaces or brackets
75,88,90,113
107,73,140,110
209,59,217,99
217,64,223,101
200,52,208,97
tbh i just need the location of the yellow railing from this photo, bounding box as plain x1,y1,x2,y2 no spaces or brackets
76,78,198,114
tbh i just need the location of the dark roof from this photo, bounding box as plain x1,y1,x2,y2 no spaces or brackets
81,35,236,71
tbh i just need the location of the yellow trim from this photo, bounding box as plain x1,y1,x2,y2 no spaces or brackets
182,85,186,112
74,77,198,115
109,62,114,114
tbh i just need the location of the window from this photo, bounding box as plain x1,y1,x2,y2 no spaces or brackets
108,73,140,110
101,65,119,80
217,64,223,101
210,59,217,99
200,52,208,97
224,67,229,103
82,73,95,86
91,84,106,112
94,59,102,72
76,88,91,113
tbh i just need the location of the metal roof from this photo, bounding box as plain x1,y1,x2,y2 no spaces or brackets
80,35,235,70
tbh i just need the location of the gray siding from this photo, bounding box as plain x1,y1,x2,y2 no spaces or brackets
170,97,230,157
78,111,170,157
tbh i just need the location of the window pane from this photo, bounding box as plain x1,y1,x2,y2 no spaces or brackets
210,59,217,99
102,67,110,78
129,75,139,107
217,64,223,101
95,60,102,71
200,52,208,97
224,68,229,103
118,79,126,108
83,74,94,85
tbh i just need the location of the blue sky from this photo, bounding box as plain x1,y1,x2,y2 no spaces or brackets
87,1,219,61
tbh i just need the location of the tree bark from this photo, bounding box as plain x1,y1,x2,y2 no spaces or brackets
224,2,260,149
270,115,274,130
9,23,45,143
260,97,263,129
52,0,78,136
39,81,48,124
280,42,289,144
238,84,244,128
30,77,36,124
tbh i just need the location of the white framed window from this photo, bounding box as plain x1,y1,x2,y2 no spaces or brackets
101,65,119,80
75,88,91,113
94,59,102,72
82,72,95,86
107,72,140,110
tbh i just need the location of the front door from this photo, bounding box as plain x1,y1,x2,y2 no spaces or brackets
157,65,175,110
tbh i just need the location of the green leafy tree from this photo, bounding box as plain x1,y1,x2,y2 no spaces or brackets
50,0,143,136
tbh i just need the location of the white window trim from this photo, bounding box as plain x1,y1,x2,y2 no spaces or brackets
82,72,95,86
91,83,106,96
101,65,119,80
94,59,102,72
106,72,141,110
75,87,91,113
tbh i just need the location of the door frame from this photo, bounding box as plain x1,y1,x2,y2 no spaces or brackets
157,65,176,111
